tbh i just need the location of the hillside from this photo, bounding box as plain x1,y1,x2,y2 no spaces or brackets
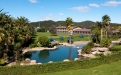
30,20,121,29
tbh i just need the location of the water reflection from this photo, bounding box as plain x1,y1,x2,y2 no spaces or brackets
31,51,37,54
38,50,50,59
67,46,72,60
24,52,32,58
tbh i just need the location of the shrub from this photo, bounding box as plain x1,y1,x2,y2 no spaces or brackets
109,45,121,51
81,45,91,54
78,38,80,41
80,34,84,38
87,42,94,48
37,36,50,47
59,36,64,40
37,28,47,32
81,42,94,54
67,36,73,44
29,42,38,48
29,44,36,48
100,38,111,47
91,34,95,37
49,38,54,42
37,28,41,32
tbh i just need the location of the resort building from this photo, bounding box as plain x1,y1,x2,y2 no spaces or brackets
56,26,91,34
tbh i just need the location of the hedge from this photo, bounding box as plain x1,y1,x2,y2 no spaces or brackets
109,45,121,51
0,52,121,75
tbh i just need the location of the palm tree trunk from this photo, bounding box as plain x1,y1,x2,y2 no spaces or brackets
101,28,103,40
106,31,107,38
16,51,18,60
6,44,9,51
69,35,71,44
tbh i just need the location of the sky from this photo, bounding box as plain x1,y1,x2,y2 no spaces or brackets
0,0,121,23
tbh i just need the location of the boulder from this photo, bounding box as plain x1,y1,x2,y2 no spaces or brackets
63,59,70,62
48,61,53,63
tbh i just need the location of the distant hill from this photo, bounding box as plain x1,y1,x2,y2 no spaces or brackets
30,20,121,29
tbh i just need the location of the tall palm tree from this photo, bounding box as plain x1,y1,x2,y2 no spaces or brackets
102,15,111,38
65,17,74,44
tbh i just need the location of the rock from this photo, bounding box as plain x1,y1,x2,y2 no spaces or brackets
48,61,53,63
37,63,42,64
91,48,98,52
78,50,82,55
63,59,70,62
94,43,100,47
74,58,79,61
81,54,96,58
98,47,109,52
25,58,30,61
30,60,36,65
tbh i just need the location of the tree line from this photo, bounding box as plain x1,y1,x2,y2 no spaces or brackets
30,20,121,29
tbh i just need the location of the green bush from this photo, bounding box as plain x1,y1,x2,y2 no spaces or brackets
109,45,121,51
37,36,50,47
81,42,94,54
81,45,91,54
29,41,38,48
29,44,36,48
87,42,94,48
100,38,111,47
37,28,47,32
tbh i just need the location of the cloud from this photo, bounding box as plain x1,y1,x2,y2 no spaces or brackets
89,3,100,7
70,6,89,12
59,13,64,16
101,1,121,6
29,0,37,3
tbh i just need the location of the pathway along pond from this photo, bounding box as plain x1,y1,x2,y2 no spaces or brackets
26,44,86,63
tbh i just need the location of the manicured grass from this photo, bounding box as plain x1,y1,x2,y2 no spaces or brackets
34,32,91,42
38,60,121,75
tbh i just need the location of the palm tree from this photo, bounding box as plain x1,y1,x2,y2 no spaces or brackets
16,16,29,26
92,26,101,43
97,21,103,40
65,17,74,44
65,17,74,30
65,17,74,61
102,15,111,38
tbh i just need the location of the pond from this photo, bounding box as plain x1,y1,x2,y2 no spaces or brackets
29,44,86,63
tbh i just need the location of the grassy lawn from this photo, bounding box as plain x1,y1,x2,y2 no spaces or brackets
38,60,121,75
34,32,91,42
